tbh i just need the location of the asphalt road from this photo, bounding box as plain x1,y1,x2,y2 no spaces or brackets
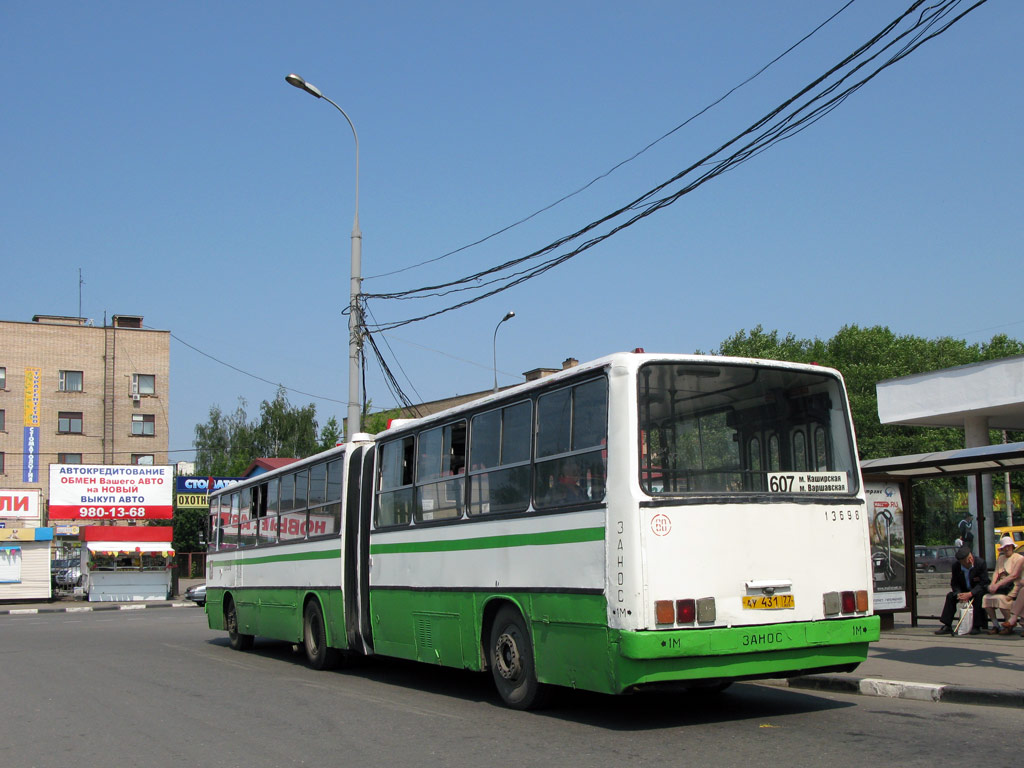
3,609,1018,767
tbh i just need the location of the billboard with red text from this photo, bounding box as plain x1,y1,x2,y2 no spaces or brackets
48,464,173,520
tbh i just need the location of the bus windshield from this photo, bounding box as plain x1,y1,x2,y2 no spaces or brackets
638,361,858,495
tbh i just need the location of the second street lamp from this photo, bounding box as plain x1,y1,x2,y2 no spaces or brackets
493,311,516,392
285,73,363,437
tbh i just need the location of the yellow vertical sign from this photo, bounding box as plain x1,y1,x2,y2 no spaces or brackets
23,367,41,482
24,367,40,426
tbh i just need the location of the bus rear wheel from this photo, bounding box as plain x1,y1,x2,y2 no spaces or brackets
226,598,254,651
303,600,340,670
489,606,549,710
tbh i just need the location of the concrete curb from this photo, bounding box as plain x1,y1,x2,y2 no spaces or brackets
786,674,1024,709
1,601,201,616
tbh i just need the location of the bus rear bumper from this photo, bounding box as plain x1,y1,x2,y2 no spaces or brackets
611,616,879,692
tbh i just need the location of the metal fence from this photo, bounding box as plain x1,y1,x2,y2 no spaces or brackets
175,552,206,579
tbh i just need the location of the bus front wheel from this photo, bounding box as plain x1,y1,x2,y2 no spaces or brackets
303,600,340,670
489,606,549,710
226,598,254,651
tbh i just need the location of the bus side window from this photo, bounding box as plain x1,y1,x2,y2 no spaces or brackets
768,434,781,472
308,461,336,537
377,436,414,527
220,492,239,550
814,425,830,471
281,471,309,541
792,429,807,471
209,498,220,552
264,478,280,543
469,401,531,516
323,458,344,535
415,421,466,522
535,378,608,509
747,436,764,491
238,487,255,548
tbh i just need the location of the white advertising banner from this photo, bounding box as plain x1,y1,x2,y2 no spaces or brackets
48,464,173,520
0,489,41,521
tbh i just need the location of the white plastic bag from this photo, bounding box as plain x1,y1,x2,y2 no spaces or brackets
955,602,973,636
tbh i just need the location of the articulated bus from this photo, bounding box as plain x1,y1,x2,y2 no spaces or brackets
205,351,879,708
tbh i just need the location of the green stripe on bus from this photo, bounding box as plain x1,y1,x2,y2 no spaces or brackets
369,526,605,555
209,548,341,567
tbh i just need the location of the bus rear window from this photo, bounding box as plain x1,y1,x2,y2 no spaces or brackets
638,362,858,496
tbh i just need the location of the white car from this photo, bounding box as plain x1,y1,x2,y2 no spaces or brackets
55,565,82,588
185,583,206,606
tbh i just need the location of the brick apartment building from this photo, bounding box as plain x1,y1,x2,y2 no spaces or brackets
0,314,170,515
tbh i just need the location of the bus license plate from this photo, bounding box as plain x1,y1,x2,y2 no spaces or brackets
742,594,795,610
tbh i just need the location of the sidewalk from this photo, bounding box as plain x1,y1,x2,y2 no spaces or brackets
781,619,1024,709
0,577,205,615
2,600,1021,708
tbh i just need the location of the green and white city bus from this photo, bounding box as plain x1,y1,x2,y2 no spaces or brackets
205,351,879,708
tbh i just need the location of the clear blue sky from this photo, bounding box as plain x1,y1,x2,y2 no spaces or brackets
3,1,1020,461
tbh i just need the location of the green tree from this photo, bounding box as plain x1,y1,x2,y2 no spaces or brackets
714,325,1024,459
362,406,403,435
173,508,206,554
193,399,255,476
253,387,320,458
318,416,342,451
193,388,331,475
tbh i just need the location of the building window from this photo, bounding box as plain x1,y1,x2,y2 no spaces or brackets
58,453,83,464
0,367,6,389
58,412,84,434
0,409,4,432
59,370,84,392
0,452,4,474
132,374,156,396
131,414,155,436
131,454,154,465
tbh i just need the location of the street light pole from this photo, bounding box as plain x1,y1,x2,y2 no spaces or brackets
285,73,363,437
492,311,515,392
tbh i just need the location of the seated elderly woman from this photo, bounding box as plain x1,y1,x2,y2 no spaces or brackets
984,537,1024,635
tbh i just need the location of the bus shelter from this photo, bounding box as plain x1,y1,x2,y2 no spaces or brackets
861,441,1024,626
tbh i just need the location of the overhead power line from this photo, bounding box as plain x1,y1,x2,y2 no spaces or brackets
168,331,351,406
363,0,989,333
364,1,858,283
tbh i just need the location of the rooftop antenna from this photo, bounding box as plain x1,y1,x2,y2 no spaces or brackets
78,268,85,318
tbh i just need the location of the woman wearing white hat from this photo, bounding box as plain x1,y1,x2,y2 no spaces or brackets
984,536,1023,635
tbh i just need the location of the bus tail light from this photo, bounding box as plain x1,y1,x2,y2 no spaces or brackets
656,597,716,625
676,599,696,623
655,600,675,624
841,591,856,613
856,590,869,612
824,589,870,616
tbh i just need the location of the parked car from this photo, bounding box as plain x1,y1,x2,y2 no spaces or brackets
55,565,82,588
914,545,958,573
185,583,206,606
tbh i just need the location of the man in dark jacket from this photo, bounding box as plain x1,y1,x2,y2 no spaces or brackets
934,546,988,635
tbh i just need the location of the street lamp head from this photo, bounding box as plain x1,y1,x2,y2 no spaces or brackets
285,73,323,99
493,311,516,392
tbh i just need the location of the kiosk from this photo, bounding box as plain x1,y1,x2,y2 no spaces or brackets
81,527,174,602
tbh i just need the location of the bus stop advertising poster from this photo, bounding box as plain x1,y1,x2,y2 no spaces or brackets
865,481,907,611
48,464,173,520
